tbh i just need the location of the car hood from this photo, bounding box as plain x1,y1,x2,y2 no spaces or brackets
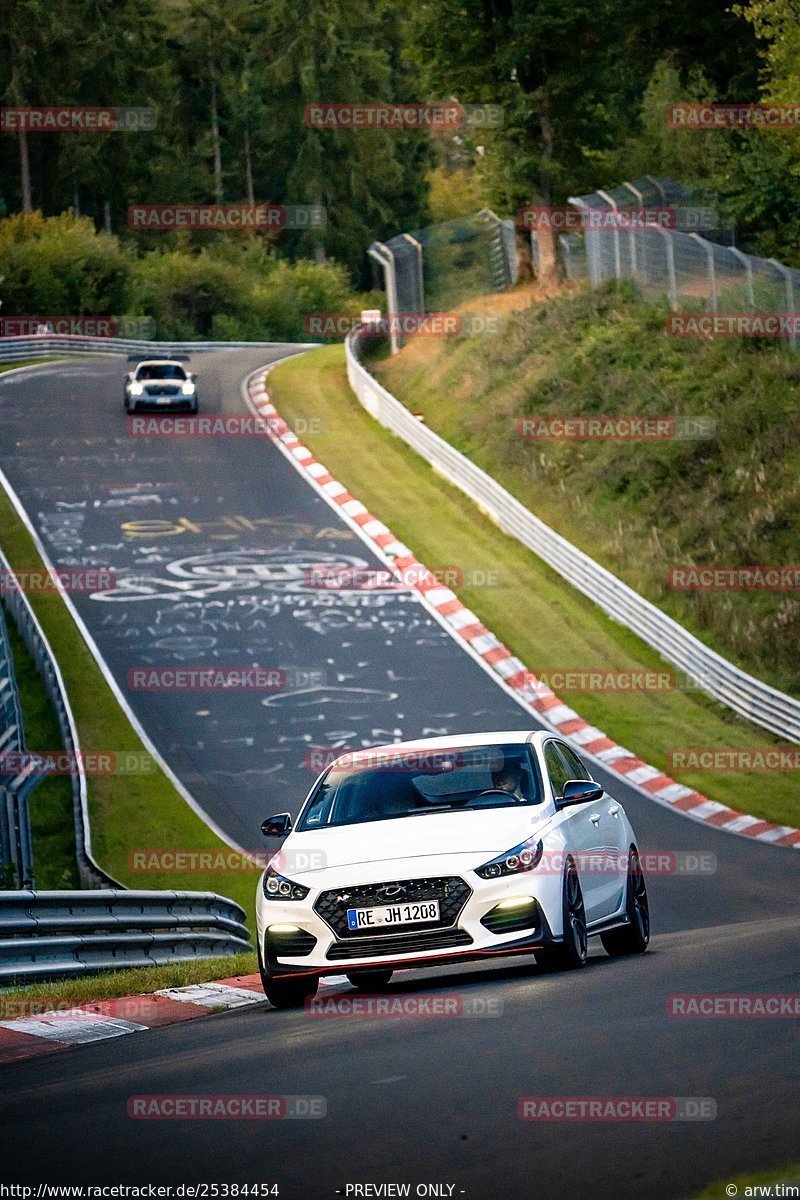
277,806,553,880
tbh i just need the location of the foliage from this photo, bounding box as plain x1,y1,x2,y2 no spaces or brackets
0,212,364,341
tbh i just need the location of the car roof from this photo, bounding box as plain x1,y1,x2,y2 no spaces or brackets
327,730,548,766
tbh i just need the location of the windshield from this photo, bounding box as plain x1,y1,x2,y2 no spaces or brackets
297,743,542,830
136,363,186,380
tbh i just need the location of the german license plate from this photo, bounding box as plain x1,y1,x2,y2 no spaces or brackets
346,900,440,931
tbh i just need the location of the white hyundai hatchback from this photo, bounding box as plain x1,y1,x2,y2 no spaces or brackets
256,730,650,1008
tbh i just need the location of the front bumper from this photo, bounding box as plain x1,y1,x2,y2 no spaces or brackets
256,869,564,979
127,392,197,411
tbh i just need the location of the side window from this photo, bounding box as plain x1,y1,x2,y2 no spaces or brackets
557,742,591,782
544,742,572,799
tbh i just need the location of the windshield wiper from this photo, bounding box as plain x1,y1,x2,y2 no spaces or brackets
405,802,471,816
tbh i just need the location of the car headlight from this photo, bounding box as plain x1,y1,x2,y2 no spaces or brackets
262,864,309,901
129,382,144,396
181,381,196,395
475,837,543,880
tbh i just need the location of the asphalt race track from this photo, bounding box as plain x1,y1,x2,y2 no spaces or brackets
0,352,797,1199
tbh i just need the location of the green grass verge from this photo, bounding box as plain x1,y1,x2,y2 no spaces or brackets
0,951,258,1010
0,361,47,373
268,345,799,830
4,620,78,889
689,1164,800,1198
376,282,800,699
0,487,261,925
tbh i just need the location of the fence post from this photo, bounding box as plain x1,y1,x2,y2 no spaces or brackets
401,233,424,315
568,199,601,286
500,219,520,285
728,246,755,307
690,233,718,313
477,208,518,290
621,181,643,277
558,235,570,278
644,174,667,202
530,231,541,276
597,190,622,280
656,227,678,310
768,258,797,349
367,241,400,355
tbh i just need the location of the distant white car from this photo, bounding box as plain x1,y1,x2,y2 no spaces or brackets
256,729,650,1008
124,360,198,413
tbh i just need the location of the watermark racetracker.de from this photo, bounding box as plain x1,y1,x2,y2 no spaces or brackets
0,568,115,595
0,750,155,776
666,102,800,129
127,1095,326,1119
666,566,800,590
667,994,800,1018
0,317,156,338
304,312,502,339
0,107,156,131
126,415,323,438
517,415,716,441
127,204,325,231
304,103,503,130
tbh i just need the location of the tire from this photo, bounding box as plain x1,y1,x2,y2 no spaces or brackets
345,968,393,991
534,859,588,971
124,394,131,412
601,848,650,956
258,943,318,1009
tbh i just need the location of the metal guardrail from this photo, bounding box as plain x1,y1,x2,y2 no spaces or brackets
0,602,35,888
0,545,117,889
0,334,307,365
0,890,251,983
345,327,800,744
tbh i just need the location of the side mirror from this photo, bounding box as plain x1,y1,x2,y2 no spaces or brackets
558,779,604,808
262,812,292,837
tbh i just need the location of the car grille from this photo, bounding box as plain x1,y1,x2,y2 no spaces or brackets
315,876,471,940
326,928,473,960
145,384,181,396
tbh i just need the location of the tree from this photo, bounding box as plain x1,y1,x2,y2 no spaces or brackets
1,0,73,212
254,0,431,276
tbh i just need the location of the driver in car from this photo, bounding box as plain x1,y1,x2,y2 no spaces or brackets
489,758,528,801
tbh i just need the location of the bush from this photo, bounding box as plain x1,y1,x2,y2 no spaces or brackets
130,250,263,340
0,213,369,342
0,212,131,317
